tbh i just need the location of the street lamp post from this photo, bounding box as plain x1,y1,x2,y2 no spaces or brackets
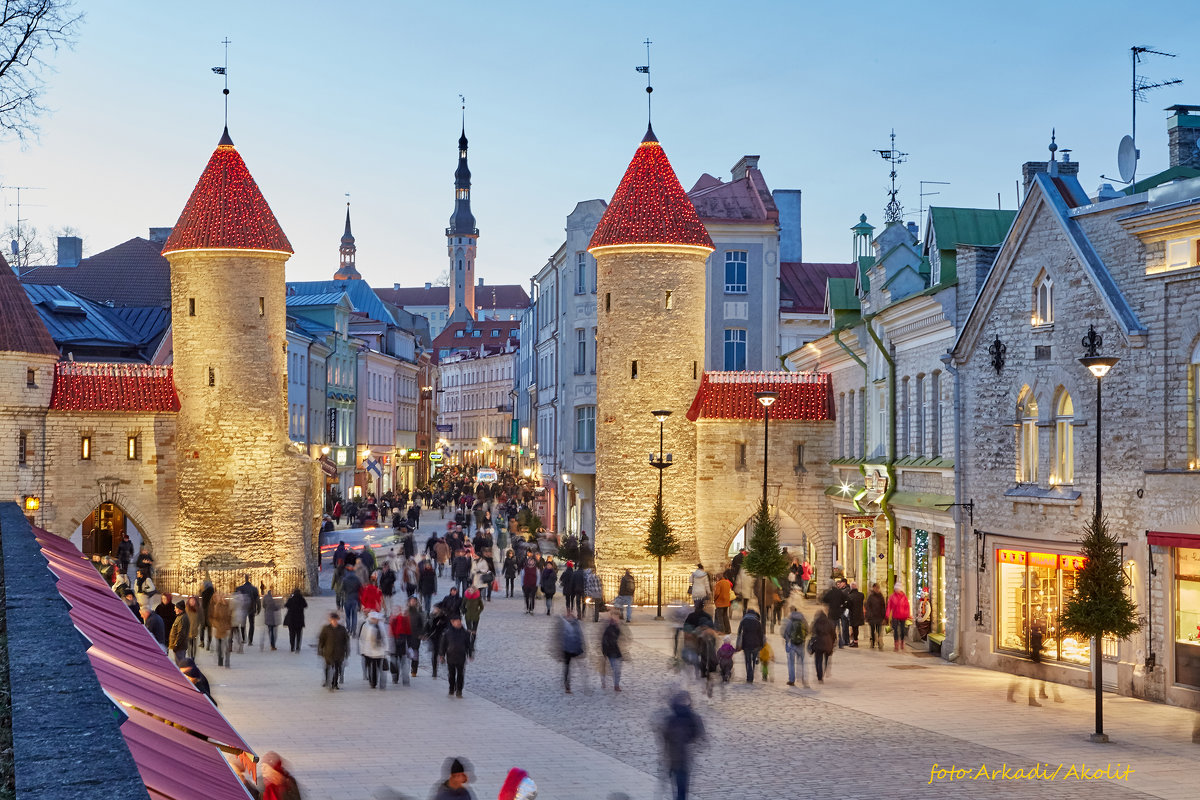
649,410,674,619
1078,323,1119,744
753,391,778,618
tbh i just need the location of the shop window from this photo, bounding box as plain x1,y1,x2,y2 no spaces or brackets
1191,342,1200,468
1017,389,1038,483
1054,391,1074,485
996,549,1090,665
1176,548,1200,688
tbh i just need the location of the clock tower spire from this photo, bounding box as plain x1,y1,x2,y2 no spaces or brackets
447,100,478,322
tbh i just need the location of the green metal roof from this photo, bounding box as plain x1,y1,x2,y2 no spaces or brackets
827,278,859,311
1122,165,1200,195
928,207,1016,284
857,255,874,293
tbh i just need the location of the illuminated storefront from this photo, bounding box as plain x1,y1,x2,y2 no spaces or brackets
1171,545,1200,689
996,548,1089,665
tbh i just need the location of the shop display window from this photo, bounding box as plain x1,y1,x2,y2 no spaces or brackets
1176,548,1200,689
996,548,1090,664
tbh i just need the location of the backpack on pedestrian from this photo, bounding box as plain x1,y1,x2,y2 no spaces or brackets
788,617,809,648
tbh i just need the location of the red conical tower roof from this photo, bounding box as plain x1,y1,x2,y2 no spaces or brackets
162,128,293,255
0,253,58,356
588,126,713,252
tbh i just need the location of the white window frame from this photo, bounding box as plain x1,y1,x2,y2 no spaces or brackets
1033,272,1053,326
575,405,596,452
1018,390,1039,484
576,252,587,295
724,251,748,294
1054,390,1074,485
723,328,747,371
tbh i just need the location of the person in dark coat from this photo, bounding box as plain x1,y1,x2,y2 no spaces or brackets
821,578,850,648
178,657,216,705
141,606,166,647
116,533,134,577
735,607,765,683
283,589,307,652
425,605,448,679
317,612,349,689
199,579,215,649
404,596,425,679
810,609,837,682
451,550,472,595
418,560,438,616
570,564,588,617
154,593,177,637
501,549,519,598
521,556,539,614
864,582,887,650
559,562,576,616
440,587,463,618
539,559,558,616
168,600,189,665
846,581,866,647
658,691,706,800
440,616,472,697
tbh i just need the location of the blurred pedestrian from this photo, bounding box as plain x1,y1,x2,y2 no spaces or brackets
782,606,810,688
260,751,301,800
735,605,764,683
178,657,215,706
360,610,390,690
317,611,349,690
210,593,233,668
521,555,538,614
886,582,912,651
540,558,558,616
141,605,166,648
712,572,732,634
235,574,261,646
585,567,604,622
614,568,636,623
440,616,472,698
262,588,281,650
430,757,474,800
284,588,307,652
557,607,585,694
599,610,625,692
865,582,886,650
846,581,865,648
425,604,448,679
502,549,519,598
657,691,705,800
810,609,836,683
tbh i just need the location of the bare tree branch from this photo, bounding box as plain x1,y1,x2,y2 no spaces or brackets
0,0,84,141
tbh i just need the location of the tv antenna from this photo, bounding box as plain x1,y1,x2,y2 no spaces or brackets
3,185,46,274
212,38,231,128
1128,46,1183,185
874,129,907,223
917,180,950,226
635,38,652,125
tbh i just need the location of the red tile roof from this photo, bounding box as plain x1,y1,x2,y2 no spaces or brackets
162,130,292,255
779,262,857,314
589,127,713,251
0,253,59,356
687,169,777,223
49,362,180,412
431,320,519,363
686,371,835,422
21,237,171,307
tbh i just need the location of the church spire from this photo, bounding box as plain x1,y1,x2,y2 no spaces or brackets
333,201,361,281
446,102,479,322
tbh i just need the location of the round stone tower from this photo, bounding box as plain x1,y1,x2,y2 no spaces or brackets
588,125,713,566
162,127,318,591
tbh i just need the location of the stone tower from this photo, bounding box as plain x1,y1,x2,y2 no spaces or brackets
589,125,714,566
446,124,478,322
162,128,319,591
333,202,361,280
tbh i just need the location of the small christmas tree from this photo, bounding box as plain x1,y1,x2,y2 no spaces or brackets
644,495,680,619
743,497,790,618
1059,514,1139,741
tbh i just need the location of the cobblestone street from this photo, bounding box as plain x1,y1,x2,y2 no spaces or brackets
204,522,1197,800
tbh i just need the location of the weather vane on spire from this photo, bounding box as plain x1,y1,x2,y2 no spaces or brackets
635,38,652,125
459,93,466,128
875,129,908,224
212,37,231,128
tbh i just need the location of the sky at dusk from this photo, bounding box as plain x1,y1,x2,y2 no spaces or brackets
2,1,1198,289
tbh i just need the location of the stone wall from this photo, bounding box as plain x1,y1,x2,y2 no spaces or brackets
594,246,707,567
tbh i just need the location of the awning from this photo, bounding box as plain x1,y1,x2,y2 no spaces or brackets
1148,530,1200,549
121,712,253,800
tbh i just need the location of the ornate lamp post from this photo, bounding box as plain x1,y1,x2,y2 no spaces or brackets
754,392,779,510
649,410,673,618
1078,323,1118,743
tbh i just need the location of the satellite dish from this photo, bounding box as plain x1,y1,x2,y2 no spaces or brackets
1118,135,1137,183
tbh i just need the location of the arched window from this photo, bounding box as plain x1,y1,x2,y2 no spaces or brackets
1054,390,1074,485
1018,390,1039,483
1033,272,1053,326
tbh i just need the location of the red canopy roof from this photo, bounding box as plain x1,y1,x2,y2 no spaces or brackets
686,371,836,422
588,126,713,252
49,361,180,412
162,129,292,255
122,711,254,800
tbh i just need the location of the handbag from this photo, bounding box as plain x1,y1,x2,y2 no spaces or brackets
806,637,815,655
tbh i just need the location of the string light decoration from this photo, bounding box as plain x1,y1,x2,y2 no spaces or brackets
914,529,930,596
49,362,181,412
588,126,714,253
685,371,835,421
162,128,293,255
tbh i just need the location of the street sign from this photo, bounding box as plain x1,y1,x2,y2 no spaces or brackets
436,424,453,432
327,408,337,443
477,468,498,483
846,526,873,540
429,452,443,461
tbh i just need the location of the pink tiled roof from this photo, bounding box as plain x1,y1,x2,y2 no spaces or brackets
780,262,858,314
49,362,180,412
686,371,835,422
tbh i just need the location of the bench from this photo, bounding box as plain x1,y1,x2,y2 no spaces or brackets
927,632,945,655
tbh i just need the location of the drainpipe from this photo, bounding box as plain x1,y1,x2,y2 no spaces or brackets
941,353,964,662
864,314,897,593
832,328,872,581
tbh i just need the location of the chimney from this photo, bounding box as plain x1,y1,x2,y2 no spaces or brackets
56,236,82,267
906,221,919,241
477,277,484,287
731,155,760,181
148,227,172,243
424,282,432,290
1166,105,1200,168
1021,159,1080,192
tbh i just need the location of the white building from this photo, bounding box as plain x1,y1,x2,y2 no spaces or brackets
437,346,517,467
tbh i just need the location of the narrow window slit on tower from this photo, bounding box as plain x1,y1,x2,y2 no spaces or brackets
631,360,639,379
693,361,698,380
259,297,265,316
208,367,216,387
188,298,196,316
605,293,611,312
665,290,673,309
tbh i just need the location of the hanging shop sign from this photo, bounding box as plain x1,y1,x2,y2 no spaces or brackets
429,452,444,461
477,468,498,483
846,526,873,540
407,450,424,461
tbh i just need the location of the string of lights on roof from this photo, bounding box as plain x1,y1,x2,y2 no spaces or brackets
686,373,835,422
49,362,181,412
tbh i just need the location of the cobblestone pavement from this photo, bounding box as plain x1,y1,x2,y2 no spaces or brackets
205,519,1197,800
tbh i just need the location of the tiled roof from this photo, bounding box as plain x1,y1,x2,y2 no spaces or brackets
162,129,292,255
432,320,519,363
589,126,713,251
687,168,776,223
0,253,58,355
20,237,171,306
779,262,857,314
285,291,350,308
686,371,835,422
49,362,180,412
25,284,145,355
376,284,530,310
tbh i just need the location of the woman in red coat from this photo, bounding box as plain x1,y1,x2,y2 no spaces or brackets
886,583,912,651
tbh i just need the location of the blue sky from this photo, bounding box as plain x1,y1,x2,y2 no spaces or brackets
1,1,1196,288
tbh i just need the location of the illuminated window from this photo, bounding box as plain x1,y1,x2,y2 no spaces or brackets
1017,389,1039,483
724,251,748,294
1033,272,1053,326
259,297,265,316
127,434,139,461
80,435,91,460
1054,391,1073,484
665,290,673,310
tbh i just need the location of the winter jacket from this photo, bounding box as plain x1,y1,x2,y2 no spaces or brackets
378,567,398,596
736,610,764,652
810,612,837,654
659,698,705,770
782,611,809,651
168,614,189,652
235,581,261,616
228,592,248,628
585,570,603,599
341,572,363,604
209,597,232,639
539,566,558,596
522,562,539,589
571,568,588,596
846,588,866,626
690,569,710,601
262,592,281,626
418,565,438,596
440,593,463,618
144,612,166,646
559,566,575,593
317,622,349,664
887,591,912,622
440,625,472,664
601,620,623,658
471,558,491,589
283,591,307,629
451,554,472,581
463,592,484,624
358,618,390,659
865,590,886,624
502,555,519,579
360,584,383,613
713,578,733,608
618,573,636,597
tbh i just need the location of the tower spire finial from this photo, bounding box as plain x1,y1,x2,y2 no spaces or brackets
874,128,908,224
212,38,231,130
636,38,653,133
459,93,466,133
